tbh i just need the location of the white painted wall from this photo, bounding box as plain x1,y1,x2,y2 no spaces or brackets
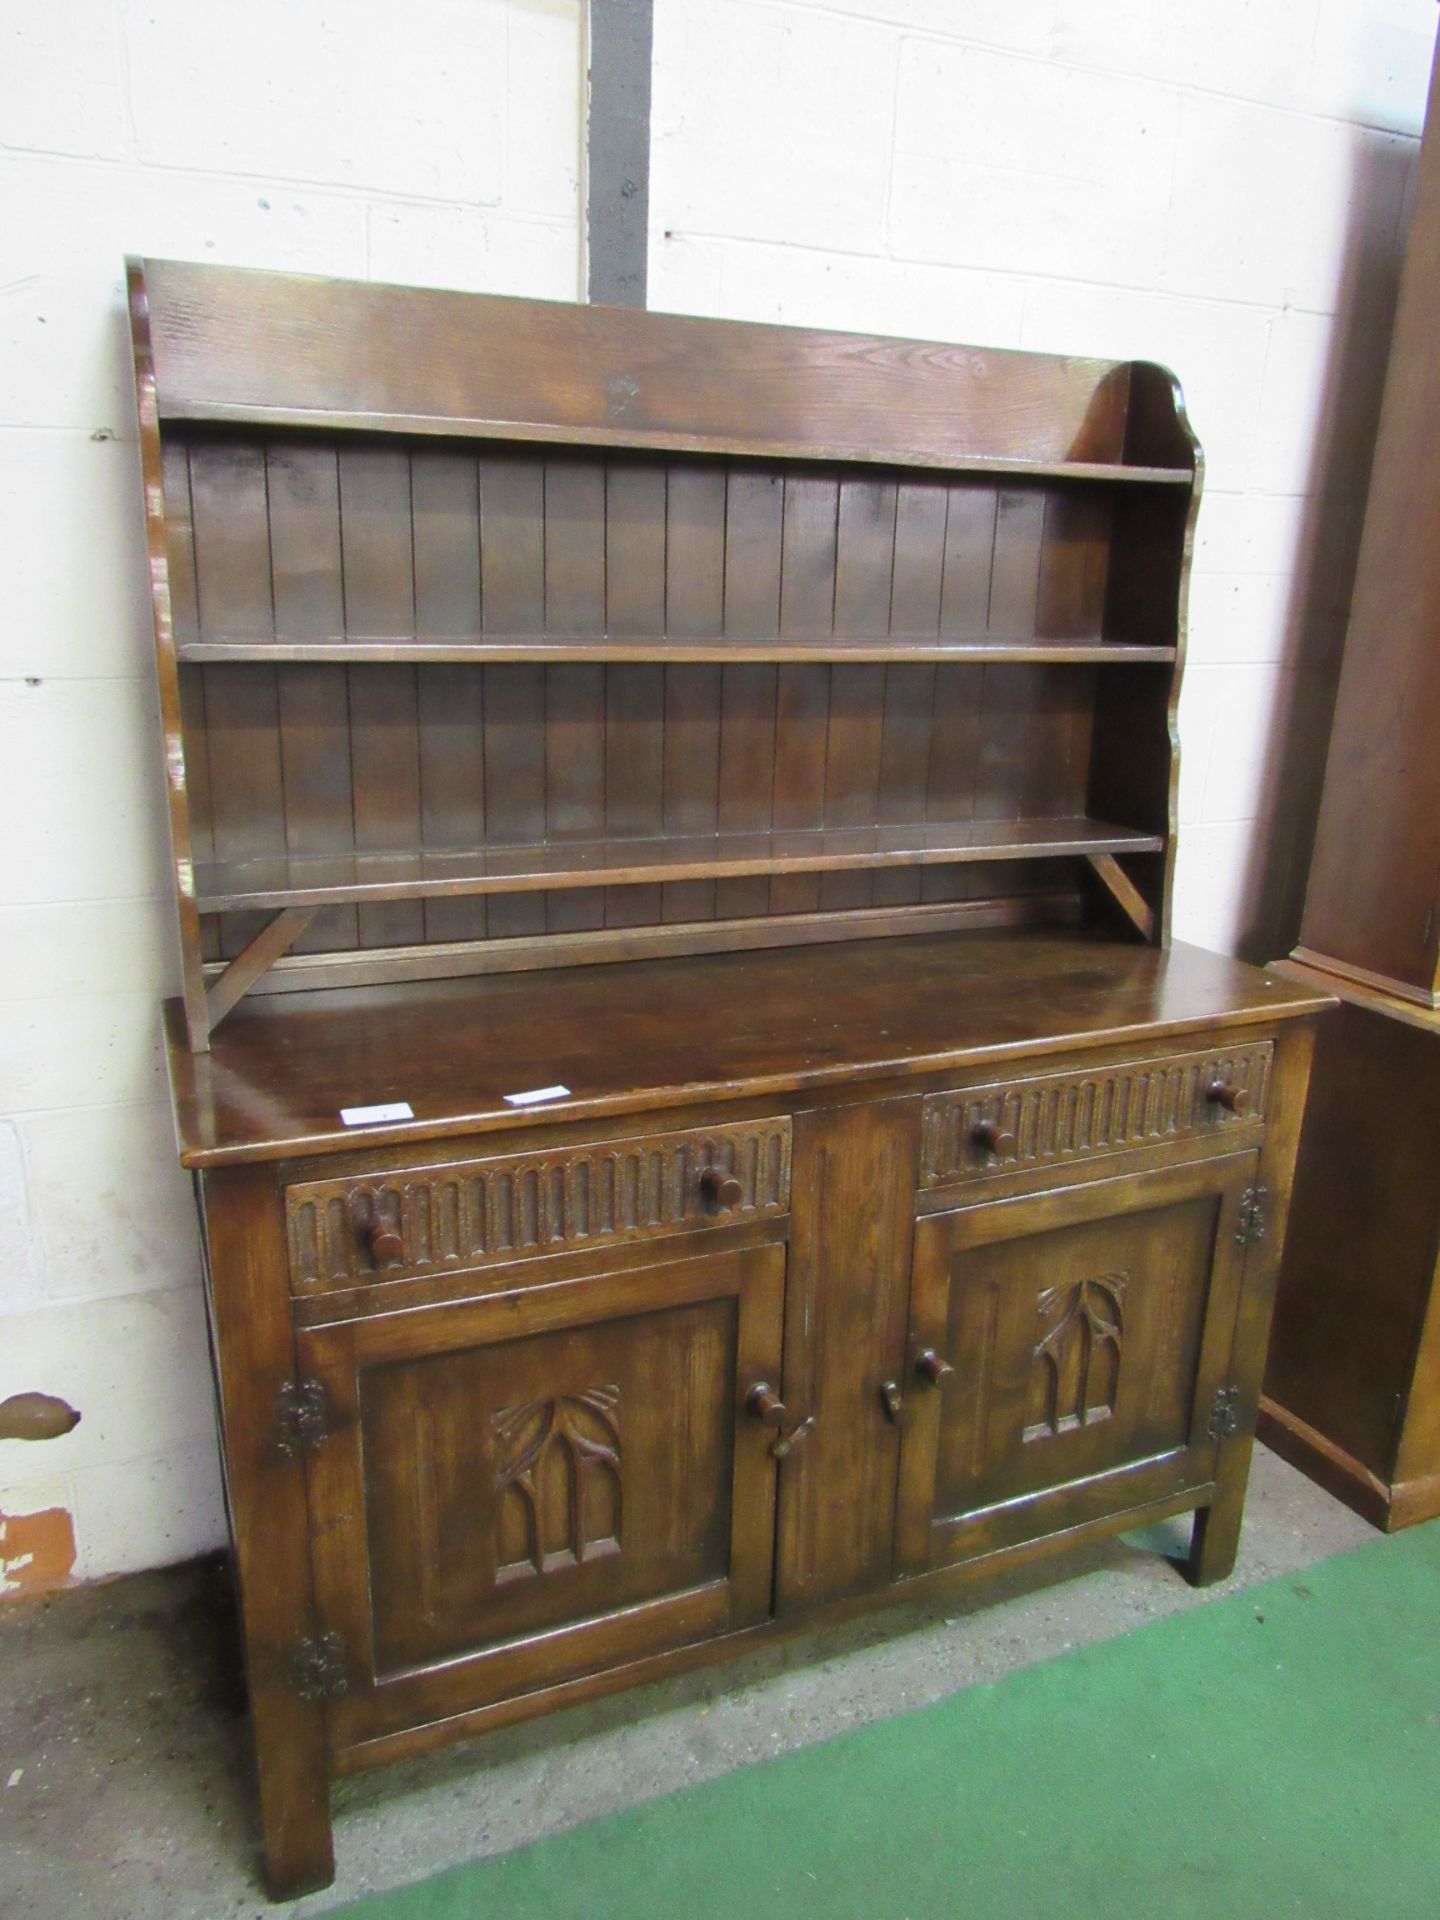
2,1,1435,1590
649,0,1438,957
0,0,585,1590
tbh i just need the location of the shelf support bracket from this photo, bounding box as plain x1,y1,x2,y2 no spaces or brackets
1087,853,1156,942
204,907,319,1040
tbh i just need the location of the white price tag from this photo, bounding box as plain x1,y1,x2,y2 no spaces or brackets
340,1101,415,1127
503,1084,571,1108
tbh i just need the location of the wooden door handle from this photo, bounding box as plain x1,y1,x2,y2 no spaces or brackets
700,1166,744,1209
915,1348,954,1386
746,1384,812,1458
1206,1080,1250,1115
746,1382,787,1426
971,1118,1017,1159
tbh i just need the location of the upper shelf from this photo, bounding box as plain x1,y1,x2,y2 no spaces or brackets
176,637,1178,667
193,816,1164,913
157,401,1195,483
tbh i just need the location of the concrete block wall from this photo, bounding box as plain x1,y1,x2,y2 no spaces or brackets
648,0,1439,957
2,0,1436,1592
0,0,584,1593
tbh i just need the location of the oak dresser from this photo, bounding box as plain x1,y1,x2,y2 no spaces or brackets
128,259,1331,1895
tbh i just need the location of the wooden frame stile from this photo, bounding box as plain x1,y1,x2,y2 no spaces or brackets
130,260,320,1049
128,259,209,1049
1084,361,1204,948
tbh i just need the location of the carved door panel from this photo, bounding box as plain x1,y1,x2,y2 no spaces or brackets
895,1154,1258,1575
300,1242,784,1746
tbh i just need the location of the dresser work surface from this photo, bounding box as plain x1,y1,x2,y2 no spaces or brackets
167,930,1321,1165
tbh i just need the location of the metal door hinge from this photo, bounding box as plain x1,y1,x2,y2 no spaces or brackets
291,1631,348,1702
276,1379,329,1456
1209,1384,1242,1440
1235,1185,1268,1247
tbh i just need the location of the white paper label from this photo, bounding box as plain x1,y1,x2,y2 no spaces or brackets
340,1101,415,1127
503,1084,571,1107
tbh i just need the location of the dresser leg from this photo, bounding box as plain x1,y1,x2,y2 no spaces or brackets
1185,1493,1241,1587
200,1166,337,1896
256,1728,334,1900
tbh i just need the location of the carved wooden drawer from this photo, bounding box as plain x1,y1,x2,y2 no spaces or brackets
920,1040,1273,1190
285,1116,792,1292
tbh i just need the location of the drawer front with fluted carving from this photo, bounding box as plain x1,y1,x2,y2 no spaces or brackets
286,1117,792,1292
920,1041,1272,1191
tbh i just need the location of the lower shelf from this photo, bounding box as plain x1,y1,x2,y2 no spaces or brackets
193,816,1164,913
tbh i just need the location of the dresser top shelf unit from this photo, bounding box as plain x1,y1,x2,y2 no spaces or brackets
130,258,1202,1051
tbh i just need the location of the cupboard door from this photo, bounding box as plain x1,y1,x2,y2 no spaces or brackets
301,1243,784,1746
896,1154,1258,1574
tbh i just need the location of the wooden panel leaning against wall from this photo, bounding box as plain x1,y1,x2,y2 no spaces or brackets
128,257,1331,1897
1263,30,1440,1535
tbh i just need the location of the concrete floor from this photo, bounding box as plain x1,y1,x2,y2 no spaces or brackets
0,1443,1373,1919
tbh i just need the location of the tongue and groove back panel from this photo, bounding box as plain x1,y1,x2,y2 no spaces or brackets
131,260,1199,1036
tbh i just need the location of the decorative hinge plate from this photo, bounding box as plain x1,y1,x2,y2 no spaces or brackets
1209,1384,1242,1440
276,1378,329,1456
1235,1184,1268,1247
291,1631,349,1702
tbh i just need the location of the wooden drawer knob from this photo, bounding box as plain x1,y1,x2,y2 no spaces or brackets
1206,1080,1250,1116
356,1214,405,1267
700,1166,744,1209
915,1348,954,1386
971,1118,1017,1160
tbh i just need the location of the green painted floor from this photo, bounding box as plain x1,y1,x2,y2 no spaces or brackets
335,1520,1440,1920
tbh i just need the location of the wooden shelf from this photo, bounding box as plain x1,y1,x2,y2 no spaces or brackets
194,818,1165,913
158,397,1193,485
177,638,1177,666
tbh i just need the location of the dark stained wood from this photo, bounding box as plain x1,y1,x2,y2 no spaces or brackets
897,1154,1256,1575
1262,987,1440,1530
417,666,488,945
1088,850,1156,940
301,1242,784,1741
267,447,355,955
412,449,487,946
776,1099,921,1608
197,1165,334,1897
129,265,210,1033
660,659,720,924
140,259,1188,474
1260,49,1440,1531
1190,1017,1316,1581
190,816,1162,914
128,264,1326,1904
206,908,318,1027
1297,47,1440,1003
134,264,1210,1032
204,893,1081,998
166,931,1327,1169
327,1476,1213,1779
